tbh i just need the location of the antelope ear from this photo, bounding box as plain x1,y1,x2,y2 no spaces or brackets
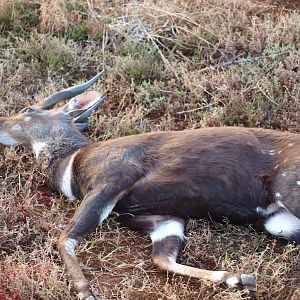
63,91,106,122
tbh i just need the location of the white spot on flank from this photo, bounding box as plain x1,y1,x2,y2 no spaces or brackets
12,124,21,131
65,238,77,256
288,143,294,147
150,220,184,242
282,172,286,177
275,192,282,198
268,150,276,155
32,141,47,158
24,116,31,122
274,164,278,170
60,151,78,200
264,209,300,237
297,181,300,186
278,150,282,154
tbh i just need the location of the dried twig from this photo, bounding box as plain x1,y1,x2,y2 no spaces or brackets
199,52,289,72
177,103,213,114
139,21,180,81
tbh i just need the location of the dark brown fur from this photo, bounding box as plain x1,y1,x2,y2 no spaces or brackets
61,127,297,224
41,126,300,298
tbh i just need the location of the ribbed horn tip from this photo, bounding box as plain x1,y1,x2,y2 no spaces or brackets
41,70,105,109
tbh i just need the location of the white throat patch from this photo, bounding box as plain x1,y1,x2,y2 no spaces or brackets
32,141,47,158
60,151,78,200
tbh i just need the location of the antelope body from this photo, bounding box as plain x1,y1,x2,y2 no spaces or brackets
0,72,300,300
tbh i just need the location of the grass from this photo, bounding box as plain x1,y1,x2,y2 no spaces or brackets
0,0,300,299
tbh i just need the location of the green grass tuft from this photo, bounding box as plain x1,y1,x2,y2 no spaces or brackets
66,24,90,42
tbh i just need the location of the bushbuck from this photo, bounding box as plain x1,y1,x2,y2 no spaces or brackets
0,71,299,300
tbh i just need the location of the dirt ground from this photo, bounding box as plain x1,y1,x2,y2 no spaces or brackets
0,1,300,300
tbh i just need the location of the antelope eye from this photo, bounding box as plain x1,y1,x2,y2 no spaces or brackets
24,107,36,113
20,107,37,113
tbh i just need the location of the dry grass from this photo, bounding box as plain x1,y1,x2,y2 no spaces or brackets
1,0,300,299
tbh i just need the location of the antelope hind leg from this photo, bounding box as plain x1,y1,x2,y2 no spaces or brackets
118,214,256,291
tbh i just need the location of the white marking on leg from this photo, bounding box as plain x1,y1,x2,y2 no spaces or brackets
211,271,227,282
256,203,281,216
150,220,184,242
32,141,47,158
99,202,115,224
78,292,95,300
65,238,77,257
264,210,300,237
277,200,286,208
60,151,78,200
226,277,239,287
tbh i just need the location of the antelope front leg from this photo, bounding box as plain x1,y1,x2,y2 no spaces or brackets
59,234,94,299
58,188,118,300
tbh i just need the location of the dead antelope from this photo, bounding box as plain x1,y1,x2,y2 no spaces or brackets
0,71,300,300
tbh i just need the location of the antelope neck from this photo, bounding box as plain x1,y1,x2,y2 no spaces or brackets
46,138,89,197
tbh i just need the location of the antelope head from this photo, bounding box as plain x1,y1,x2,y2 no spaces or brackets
0,71,105,160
